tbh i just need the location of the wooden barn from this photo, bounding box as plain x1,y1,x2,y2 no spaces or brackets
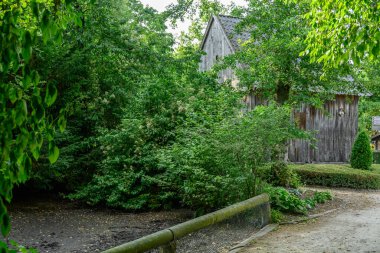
200,15,369,163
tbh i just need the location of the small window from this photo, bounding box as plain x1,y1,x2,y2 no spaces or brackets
216,55,219,61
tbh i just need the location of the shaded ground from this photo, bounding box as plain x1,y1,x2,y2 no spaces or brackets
8,194,192,252
8,188,362,253
242,188,380,253
7,194,262,253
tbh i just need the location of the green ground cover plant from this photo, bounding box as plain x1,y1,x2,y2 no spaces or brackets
265,186,332,215
292,164,380,189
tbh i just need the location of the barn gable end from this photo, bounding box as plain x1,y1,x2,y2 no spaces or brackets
200,15,237,84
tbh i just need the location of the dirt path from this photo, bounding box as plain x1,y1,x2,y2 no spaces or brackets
242,188,380,253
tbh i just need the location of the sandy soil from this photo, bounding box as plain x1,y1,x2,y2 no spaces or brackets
242,188,380,253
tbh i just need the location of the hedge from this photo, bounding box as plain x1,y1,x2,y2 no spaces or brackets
291,164,380,189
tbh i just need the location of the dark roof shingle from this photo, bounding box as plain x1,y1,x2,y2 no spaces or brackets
217,15,251,50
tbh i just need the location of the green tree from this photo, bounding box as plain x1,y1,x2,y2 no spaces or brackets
29,0,174,190
222,0,355,106
351,131,373,170
298,0,380,68
0,0,76,250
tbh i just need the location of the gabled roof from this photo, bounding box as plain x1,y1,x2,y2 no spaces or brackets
218,15,251,50
200,15,250,52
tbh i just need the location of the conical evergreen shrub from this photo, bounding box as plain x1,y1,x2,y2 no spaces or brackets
350,131,373,170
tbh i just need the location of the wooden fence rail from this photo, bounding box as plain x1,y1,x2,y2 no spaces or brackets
102,193,271,253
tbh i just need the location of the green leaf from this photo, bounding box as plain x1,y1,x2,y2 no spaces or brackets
19,156,31,183
41,9,50,30
58,116,66,133
372,43,380,58
15,100,27,126
45,83,57,107
31,1,39,18
0,240,9,253
1,212,10,237
31,96,44,120
22,31,33,64
48,143,59,164
31,146,41,160
8,87,17,103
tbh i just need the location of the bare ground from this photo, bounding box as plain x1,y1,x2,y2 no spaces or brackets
242,188,380,253
7,194,193,253
6,194,261,253
7,188,376,253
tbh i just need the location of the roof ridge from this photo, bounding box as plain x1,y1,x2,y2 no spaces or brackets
218,14,242,19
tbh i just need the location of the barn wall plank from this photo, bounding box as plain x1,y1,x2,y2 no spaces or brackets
288,95,359,163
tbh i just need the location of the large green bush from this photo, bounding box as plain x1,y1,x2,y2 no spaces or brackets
293,164,380,189
71,102,307,212
156,105,306,212
351,131,373,170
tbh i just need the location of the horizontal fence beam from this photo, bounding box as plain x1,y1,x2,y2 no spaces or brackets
102,193,270,253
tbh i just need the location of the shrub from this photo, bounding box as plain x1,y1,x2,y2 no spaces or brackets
271,209,283,223
312,191,332,204
266,186,333,215
154,105,308,212
351,131,373,170
292,164,380,189
265,187,308,214
265,161,301,188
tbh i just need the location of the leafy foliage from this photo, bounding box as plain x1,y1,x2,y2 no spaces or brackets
351,131,373,170
270,209,283,223
0,0,76,250
299,0,380,68
156,105,305,212
266,187,308,214
71,99,306,212
29,0,175,190
221,0,355,107
263,161,301,188
312,191,332,204
266,187,332,214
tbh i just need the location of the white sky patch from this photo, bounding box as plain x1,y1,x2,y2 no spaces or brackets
140,0,248,37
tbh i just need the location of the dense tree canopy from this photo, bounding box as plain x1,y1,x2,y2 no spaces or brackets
297,0,380,68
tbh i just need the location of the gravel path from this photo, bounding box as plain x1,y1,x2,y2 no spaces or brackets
242,188,380,253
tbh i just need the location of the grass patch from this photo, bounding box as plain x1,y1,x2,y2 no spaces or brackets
290,164,380,189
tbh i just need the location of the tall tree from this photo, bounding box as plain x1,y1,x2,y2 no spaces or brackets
0,0,76,250
297,0,380,68
220,0,357,106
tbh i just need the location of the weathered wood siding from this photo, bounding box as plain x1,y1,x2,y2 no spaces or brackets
288,95,359,163
200,18,236,84
245,91,269,110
